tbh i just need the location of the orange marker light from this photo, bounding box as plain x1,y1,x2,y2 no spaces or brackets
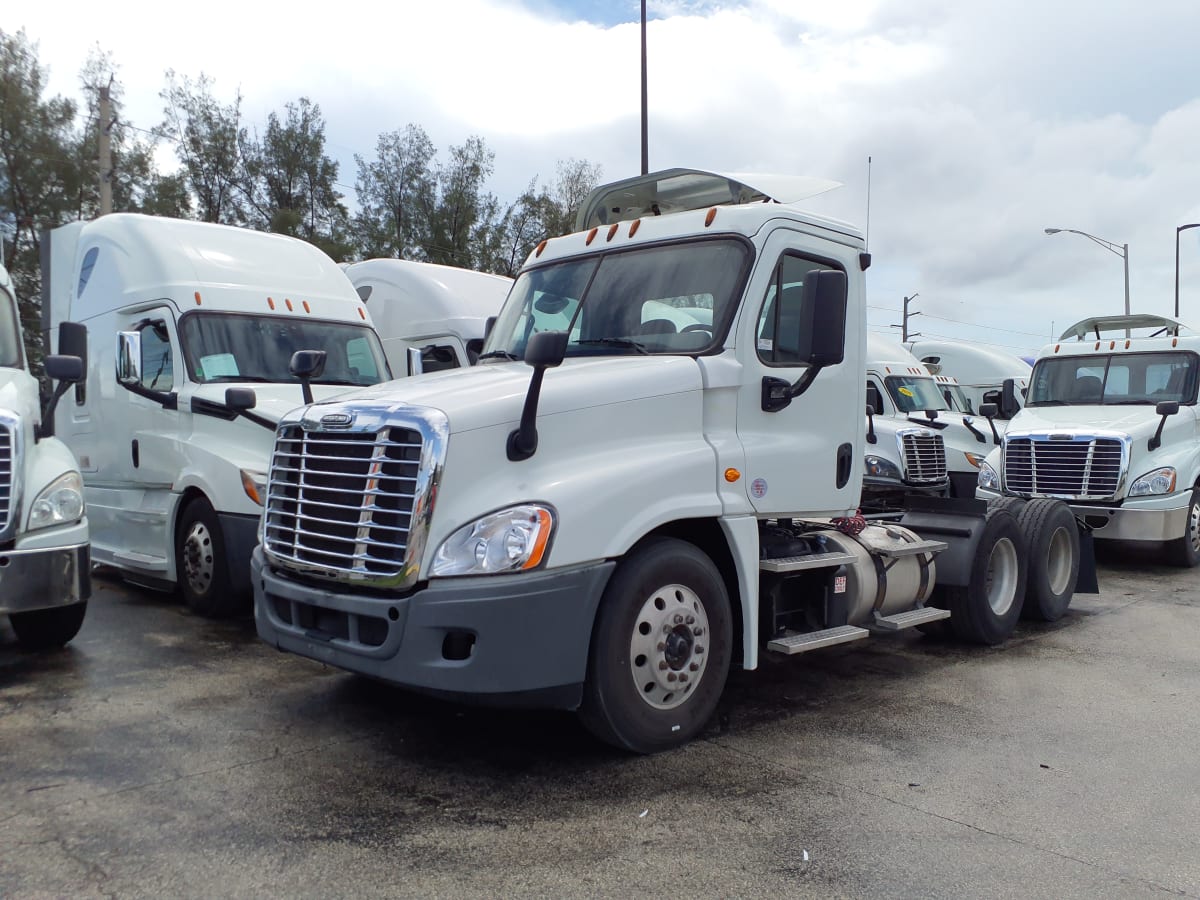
285,298,294,311
1054,344,1060,353
1109,340,1115,350
705,208,717,227
521,508,554,570
724,468,741,483
358,307,366,320
585,228,598,246
535,240,548,257
1125,340,1131,349
606,224,619,241
302,300,311,313
267,297,275,310
194,291,202,306
629,219,641,237
1173,338,1179,347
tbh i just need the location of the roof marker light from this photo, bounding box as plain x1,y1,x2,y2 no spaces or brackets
285,298,294,311
535,240,548,257
585,228,598,246
358,307,366,320
194,291,202,306
1125,340,1131,349
1054,344,1060,353
267,297,275,310
606,224,619,241
1173,338,1179,347
302,300,311,314
705,208,717,227
1094,341,1100,350
1109,340,1115,350
629,219,641,237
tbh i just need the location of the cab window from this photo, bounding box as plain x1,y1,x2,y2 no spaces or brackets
140,321,174,392
757,253,838,366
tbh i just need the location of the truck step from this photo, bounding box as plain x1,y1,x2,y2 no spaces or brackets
112,550,170,573
871,606,951,631
767,624,869,655
759,551,857,573
874,539,947,559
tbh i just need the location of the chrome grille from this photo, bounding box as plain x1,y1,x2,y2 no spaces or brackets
901,432,947,484
264,424,423,580
0,421,11,534
1004,436,1125,499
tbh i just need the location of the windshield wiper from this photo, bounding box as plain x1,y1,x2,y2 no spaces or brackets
1105,399,1154,405
1029,400,1070,406
577,338,648,355
477,350,519,361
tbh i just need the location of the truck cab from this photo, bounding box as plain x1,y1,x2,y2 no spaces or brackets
0,263,90,649
45,214,392,615
978,314,1200,565
907,338,1030,419
343,259,511,374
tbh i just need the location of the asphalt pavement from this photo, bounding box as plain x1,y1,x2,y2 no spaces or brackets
2,549,1197,898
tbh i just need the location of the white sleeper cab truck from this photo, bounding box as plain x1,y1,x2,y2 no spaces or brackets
0,263,90,649
865,335,999,500
44,214,391,616
252,169,1092,752
978,314,1200,566
908,339,1030,420
343,259,512,375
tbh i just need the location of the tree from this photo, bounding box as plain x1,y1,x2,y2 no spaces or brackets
353,124,436,260
158,71,247,224
426,135,499,269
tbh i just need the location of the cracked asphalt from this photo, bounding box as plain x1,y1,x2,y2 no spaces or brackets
2,548,1198,899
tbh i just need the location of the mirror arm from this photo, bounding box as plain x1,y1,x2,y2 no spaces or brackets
986,416,1001,445
507,367,548,461
1149,415,1170,452
34,380,72,441
866,408,877,444
961,417,988,444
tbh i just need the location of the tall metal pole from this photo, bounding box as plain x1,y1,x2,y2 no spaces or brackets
98,84,113,215
902,293,920,342
640,0,648,175
1122,243,1130,317
1176,224,1200,319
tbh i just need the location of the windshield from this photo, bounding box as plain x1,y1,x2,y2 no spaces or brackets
885,375,950,413
180,313,390,386
0,289,22,368
1028,352,1197,406
940,383,973,413
481,238,751,359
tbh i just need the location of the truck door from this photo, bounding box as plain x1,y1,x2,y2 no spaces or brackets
734,232,863,517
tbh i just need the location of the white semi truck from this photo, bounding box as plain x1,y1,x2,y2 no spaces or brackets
251,168,1091,752
907,338,1030,419
978,314,1200,567
0,262,90,649
43,214,392,616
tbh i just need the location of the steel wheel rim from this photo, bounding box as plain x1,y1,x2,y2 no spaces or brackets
182,521,216,596
628,582,710,711
1189,499,1200,553
985,537,1019,616
1046,527,1073,595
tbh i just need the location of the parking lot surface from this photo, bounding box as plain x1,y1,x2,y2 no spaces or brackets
2,551,1198,899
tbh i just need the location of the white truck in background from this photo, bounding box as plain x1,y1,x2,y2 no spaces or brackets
0,262,90,649
343,259,512,375
43,214,392,616
907,339,1030,420
978,314,1200,566
251,168,1092,752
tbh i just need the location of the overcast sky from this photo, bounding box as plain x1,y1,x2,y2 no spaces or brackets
14,0,1200,356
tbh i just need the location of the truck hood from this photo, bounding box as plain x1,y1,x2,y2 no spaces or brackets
1009,405,1174,438
189,381,371,427
301,356,703,434
0,367,41,421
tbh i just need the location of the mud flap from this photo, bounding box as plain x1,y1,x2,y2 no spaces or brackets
1075,527,1099,594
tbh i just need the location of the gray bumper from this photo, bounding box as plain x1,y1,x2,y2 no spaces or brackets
253,547,615,709
1069,502,1189,543
0,542,91,614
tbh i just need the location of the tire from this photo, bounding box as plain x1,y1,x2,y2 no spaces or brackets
986,496,1026,520
1016,499,1079,621
578,538,732,753
175,497,241,617
1165,488,1200,568
10,602,88,650
938,508,1027,645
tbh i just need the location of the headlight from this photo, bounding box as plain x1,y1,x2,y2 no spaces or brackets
978,461,1001,491
241,468,267,506
1129,467,1177,497
963,451,985,468
864,455,902,480
29,471,85,531
431,504,554,577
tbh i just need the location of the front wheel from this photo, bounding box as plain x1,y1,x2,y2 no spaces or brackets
175,497,241,617
9,602,88,650
579,538,732,753
1165,489,1200,568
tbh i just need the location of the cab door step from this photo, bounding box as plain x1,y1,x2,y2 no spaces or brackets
871,606,951,631
759,551,857,573
767,624,869,655
874,539,947,559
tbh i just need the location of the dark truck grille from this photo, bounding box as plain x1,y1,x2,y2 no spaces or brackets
0,422,11,533
1004,436,1124,499
263,425,423,580
902,432,947,484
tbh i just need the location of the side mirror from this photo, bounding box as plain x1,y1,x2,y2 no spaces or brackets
58,321,88,367
979,402,999,418
981,389,1001,407
507,331,569,461
484,316,497,339
45,354,84,383
1000,378,1020,418
116,331,142,386
289,349,327,405
792,270,848,367
1150,400,1180,451
407,346,423,377
225,387,257,412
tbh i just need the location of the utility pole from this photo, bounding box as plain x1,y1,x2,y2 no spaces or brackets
98,82,114,215
901,293,921,342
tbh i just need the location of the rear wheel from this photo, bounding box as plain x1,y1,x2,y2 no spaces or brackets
938,508,1027,645
1017,499,1079,621
176,497,241,617
1165,489,1200,568
579,538,732,753
10,602,88,650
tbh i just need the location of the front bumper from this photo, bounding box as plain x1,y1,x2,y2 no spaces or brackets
976,487,1189,543
253,547,615,709
0,542,91,614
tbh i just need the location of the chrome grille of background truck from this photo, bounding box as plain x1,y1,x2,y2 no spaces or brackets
901,431,947,484
1004,435,1126,499
0,413,19,542
262,406,447,589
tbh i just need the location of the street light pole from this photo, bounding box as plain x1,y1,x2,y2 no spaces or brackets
901,293,920,341
1044,227,1130,317
1176,224,1200,319
640,0,648,176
